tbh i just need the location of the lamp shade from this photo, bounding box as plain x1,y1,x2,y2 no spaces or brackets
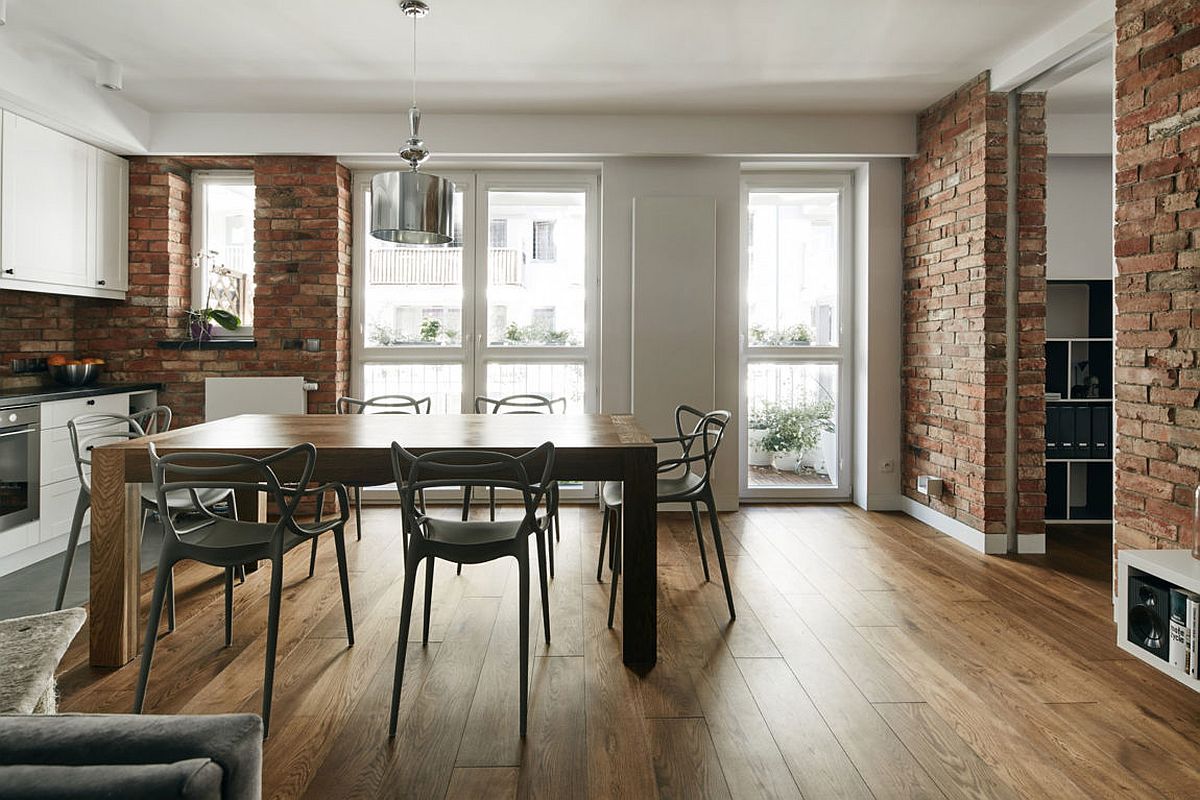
370,169,454,245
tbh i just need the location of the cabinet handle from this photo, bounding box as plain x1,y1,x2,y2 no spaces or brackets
86,399,96,406
97,280,106,286
3,269,13,275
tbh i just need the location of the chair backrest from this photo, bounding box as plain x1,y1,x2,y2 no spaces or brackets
474,394,566,415
663,405,731,488
337,395,432,415
148,442,317,548
131,405,173,435
67,411,150,491
390,442,555,541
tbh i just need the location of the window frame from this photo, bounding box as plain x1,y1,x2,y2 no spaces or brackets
191,170,255,338
739,171,854,500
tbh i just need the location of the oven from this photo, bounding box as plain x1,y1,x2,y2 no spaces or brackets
0,405,39,533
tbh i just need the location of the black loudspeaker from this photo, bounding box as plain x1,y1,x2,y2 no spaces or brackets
1127,573,1171,660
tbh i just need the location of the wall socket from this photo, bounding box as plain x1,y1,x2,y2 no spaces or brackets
880,459,894,473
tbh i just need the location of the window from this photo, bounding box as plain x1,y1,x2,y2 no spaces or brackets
489,219,508,248
742,174,851,498
192,172,255,334
532,220,556,262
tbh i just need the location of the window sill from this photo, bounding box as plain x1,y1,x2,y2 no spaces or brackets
156,339,258,350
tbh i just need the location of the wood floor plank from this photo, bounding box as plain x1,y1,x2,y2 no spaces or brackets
648,718,732,800
515,656,588,799
738,657,873,800
445,767,519,800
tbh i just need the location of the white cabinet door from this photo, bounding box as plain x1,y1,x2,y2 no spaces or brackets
94,149,129,292
0,111,93,288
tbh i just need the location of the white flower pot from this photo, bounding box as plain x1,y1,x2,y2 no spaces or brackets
771,452,799,472
747,429,772,466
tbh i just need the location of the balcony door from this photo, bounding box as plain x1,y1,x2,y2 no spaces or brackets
351,170,599,493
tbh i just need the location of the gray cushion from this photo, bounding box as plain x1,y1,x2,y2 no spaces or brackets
0,713,262,800
0,758,222,799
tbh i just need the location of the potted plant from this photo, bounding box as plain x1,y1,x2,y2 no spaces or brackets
761,400,835,472
747,404,775,466
189,251,242,342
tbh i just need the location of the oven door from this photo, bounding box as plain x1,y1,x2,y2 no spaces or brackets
0,405,40,533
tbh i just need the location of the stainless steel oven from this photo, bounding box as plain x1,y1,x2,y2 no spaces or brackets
0,405,39,533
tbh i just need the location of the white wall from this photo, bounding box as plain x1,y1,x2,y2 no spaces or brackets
1047,155,1114,280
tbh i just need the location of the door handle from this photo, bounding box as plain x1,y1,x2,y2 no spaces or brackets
97,280,106,286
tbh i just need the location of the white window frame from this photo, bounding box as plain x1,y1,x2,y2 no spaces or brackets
351,168,600,498
739,171,854,500
191,170,255,338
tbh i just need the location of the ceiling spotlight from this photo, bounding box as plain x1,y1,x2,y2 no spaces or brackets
95,59,123,92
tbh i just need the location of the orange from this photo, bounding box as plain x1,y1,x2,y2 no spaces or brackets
47,354,68,366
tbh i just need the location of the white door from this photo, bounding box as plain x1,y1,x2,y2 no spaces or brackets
740,173,853,500
0,112,93,288
93,150,129,292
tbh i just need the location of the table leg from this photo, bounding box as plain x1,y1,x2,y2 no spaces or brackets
88,449,140,667
622,447,657,666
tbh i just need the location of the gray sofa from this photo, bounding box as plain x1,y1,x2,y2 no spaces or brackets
0,713,263,799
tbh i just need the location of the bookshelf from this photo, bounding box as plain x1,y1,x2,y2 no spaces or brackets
1117,549,1200,693
1044,280,1113,525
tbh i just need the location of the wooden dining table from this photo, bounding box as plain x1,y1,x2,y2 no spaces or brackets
87,412,659,669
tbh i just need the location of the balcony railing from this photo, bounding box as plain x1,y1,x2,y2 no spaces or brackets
369,247,522,286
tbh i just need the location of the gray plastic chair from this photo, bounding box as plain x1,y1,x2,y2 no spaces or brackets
55,407,235,613
461,394,564,576
389,441,555,738
134,442,354,739
599,406,735,625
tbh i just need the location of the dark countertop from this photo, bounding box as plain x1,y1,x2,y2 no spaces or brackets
0,382,165,408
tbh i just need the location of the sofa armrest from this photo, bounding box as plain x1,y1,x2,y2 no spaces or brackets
0,713,262,800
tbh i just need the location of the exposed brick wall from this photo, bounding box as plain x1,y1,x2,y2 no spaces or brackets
903,72,1048,540
1016,93,1048,539
71,155,352,424
1113,0,1200,555
903,73,1010,534
0,292,78,390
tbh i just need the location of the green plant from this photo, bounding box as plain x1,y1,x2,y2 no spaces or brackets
503,321,578,346
420,318,443,342
760,400,835,455
747,404,776,430
750,323,813,346
188,252,242,337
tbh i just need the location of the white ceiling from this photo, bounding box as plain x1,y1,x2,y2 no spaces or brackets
2,0,1099,116
1046,55,1114,114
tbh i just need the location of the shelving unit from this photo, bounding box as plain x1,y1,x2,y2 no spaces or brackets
1044,280,1113,525
1117,549,1200,693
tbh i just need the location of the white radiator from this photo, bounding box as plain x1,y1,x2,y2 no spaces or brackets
204,377,317,421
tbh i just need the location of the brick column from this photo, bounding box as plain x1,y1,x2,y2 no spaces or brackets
1113,0,1200,556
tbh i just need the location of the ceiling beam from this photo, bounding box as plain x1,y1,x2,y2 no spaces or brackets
990,0,1113,93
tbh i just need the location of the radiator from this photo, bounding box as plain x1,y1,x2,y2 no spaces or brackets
204,377,317,421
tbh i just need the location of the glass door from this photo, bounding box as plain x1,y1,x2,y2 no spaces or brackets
740,173,852,499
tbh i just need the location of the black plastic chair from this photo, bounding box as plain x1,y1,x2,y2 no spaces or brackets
599,406,735,625
389,441,555,738
461,394,564,576
133,442,354,738
55,407,236,613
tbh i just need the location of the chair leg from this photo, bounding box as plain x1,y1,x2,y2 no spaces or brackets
552,485,561,542
224,567,234,647
133,556,173,713
353,486,363,541
489,485,496,522
165,567,176,633
54,489,90,611
596,506,609,583
237,564,246,584
461,486,471,521
690,501,710,581
703,493,735,621
607,509,622,629
547,520,556,580
517,550,530,737
534,531,551,644
333,528,355,646
422,556,435,646
390,548,422,737
308,494,324,578
261,553,284,739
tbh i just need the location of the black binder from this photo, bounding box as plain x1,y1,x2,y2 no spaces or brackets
1046,406,1060,458
1075,405,1091,460
1059,405,1076,458
1092,405,1112,459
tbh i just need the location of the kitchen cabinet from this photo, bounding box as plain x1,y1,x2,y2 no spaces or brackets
0,110,128,299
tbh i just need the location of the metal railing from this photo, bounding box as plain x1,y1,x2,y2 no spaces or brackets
369,247,522,286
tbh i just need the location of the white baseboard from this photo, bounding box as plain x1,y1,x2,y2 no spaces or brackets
898,497,1007,554
857,493,902,512
0,528,86,578
1017,533,1046,554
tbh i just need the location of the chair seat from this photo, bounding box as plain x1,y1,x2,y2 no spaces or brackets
141,485,232,511
602,471,703,508
423,517,524,547
175,518,308,556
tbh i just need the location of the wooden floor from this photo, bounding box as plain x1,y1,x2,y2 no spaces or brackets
55,504,1200,799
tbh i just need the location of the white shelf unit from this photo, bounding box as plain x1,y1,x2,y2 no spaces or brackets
1117,549,1200,693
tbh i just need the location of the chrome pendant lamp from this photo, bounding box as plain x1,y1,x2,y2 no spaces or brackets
370,0,454,245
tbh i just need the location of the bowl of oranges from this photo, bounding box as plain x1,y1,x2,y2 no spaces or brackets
46,354,106,387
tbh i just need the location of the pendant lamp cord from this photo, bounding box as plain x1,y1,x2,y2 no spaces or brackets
411,12,418,110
